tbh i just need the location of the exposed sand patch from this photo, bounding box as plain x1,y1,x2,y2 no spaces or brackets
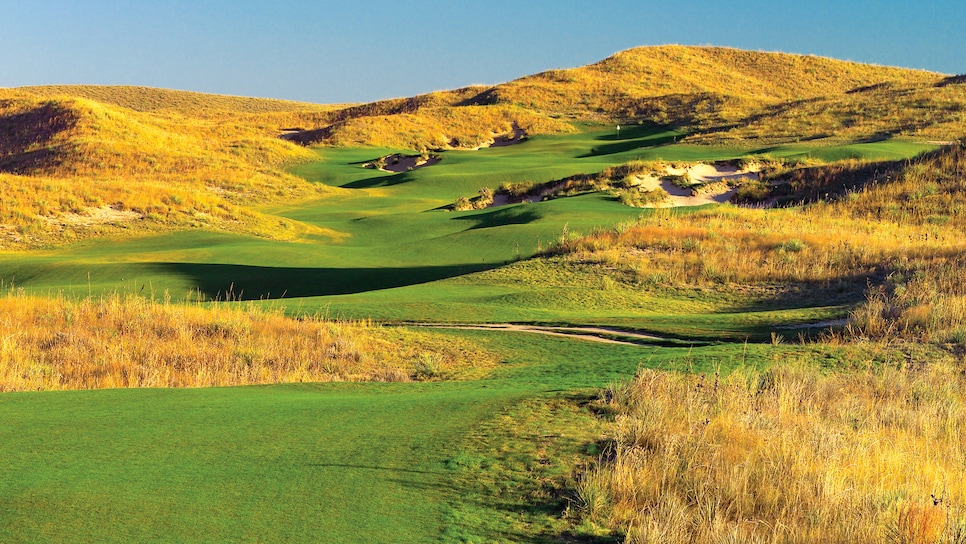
366,153,441,173
629,162,761,207
487,124,528,148
53,206,143,227
457,123,529,150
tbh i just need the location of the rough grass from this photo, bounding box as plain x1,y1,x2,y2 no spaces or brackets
0,93,331,246
580,360,966,543
15,84,343,115
543,144,966,340
0,290,494,391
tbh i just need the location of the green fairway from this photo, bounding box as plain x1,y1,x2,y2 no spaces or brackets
0,329,808,543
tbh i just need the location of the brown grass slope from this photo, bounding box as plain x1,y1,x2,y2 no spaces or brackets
17,84,340,115
484,45,952,134
549,142,966,342
0,91,330,247
294,45,951,148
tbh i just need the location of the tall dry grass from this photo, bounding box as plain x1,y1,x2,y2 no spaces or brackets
581,362,966,543
0,93,333,247
548,144,966,345
550,204,964,288
0,290,493,391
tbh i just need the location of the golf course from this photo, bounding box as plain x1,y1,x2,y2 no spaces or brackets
3,45,966,542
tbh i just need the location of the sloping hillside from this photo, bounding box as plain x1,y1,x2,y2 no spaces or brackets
17,85,339,115
2,45,963,248
0,92,326,247
289,45,954,148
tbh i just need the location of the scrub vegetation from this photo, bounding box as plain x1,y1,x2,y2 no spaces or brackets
0,290,492,391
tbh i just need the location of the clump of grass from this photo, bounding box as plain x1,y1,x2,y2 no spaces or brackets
616,187,669,207
581,361,966,543
845,260,966,343
0,290,494,391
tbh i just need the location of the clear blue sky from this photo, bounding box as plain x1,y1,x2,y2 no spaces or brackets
2,0,963,104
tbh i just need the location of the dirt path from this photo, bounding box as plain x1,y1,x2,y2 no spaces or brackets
399,322,674,346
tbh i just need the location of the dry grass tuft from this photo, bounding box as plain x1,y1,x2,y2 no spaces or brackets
0,290,493,391
582,362,966,543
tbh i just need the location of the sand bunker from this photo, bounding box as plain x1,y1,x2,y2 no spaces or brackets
367,153,441,173
455,124,528,150
629,162,761,207
487,125,527,148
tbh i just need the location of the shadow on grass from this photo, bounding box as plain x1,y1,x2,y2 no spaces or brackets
451,206,545,230
341,170,416,189
579,124,681,158
157,262,494,300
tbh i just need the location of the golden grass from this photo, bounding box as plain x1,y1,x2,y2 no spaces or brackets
298,104,574,150
16,84,341,116
694,82,966,144
0,290,494,392
552,204,960,287
581,361,966,543
0,93,333,247
549,145,966,343
265,46,958,148
485,45,941,121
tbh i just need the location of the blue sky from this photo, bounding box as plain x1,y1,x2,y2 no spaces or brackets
1,1,963,104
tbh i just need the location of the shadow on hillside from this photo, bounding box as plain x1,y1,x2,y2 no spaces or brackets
0,101,78,174
156,262,495,301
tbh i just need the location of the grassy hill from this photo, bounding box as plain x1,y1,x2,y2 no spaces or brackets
2,45,963,248
15,84,341,115
302,45,954,147
0,91,331,247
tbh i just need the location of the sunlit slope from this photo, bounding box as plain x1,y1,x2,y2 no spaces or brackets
487,45,940,115
16,84,339,115
0,91,329,247
293,45,955,147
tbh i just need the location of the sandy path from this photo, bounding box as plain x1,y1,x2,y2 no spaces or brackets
400,322,669,346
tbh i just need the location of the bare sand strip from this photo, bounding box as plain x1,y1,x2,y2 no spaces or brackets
629,162,762,207
379,154,441,173
400,323,671,346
